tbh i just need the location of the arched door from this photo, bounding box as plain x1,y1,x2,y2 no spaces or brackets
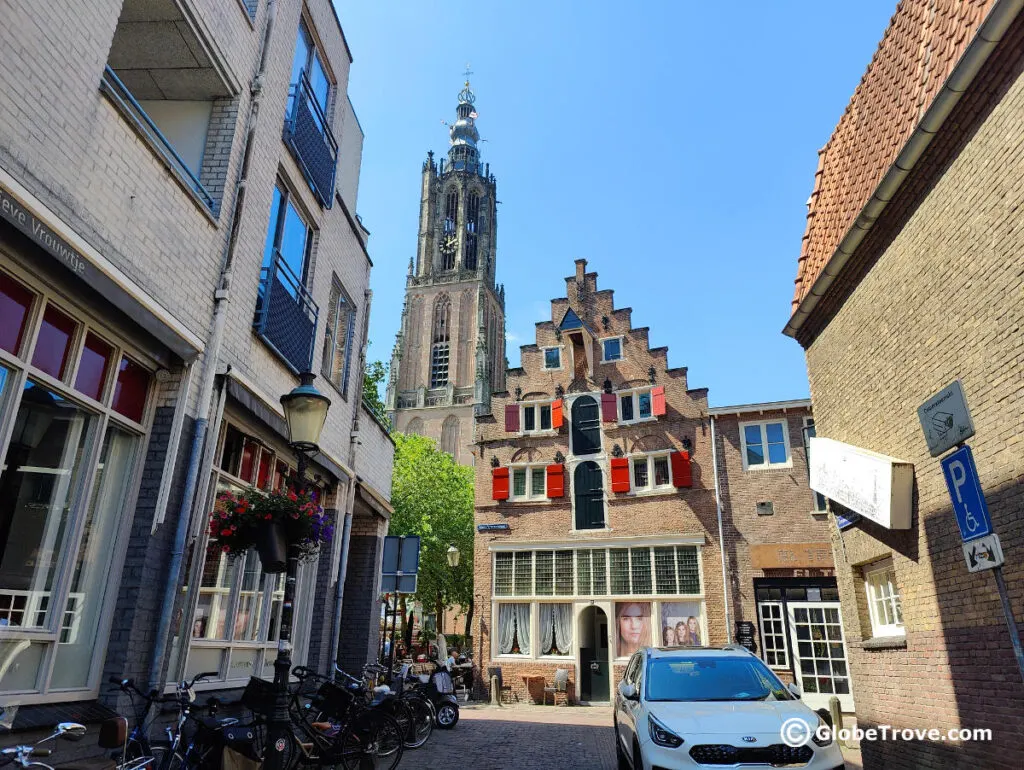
571,396,601,455
574,461,605,530
578,605,610,702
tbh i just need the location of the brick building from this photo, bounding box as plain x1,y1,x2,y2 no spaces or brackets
0,0,392,727
708,402,846,713
472,260,831,704
785,0,1024,766
385,81,506,466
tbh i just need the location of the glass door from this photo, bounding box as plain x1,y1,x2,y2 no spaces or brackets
786,601,854,712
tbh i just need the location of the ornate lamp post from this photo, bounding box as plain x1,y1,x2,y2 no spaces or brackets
265,372,330,770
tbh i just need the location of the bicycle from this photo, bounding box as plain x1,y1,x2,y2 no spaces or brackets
358,663,434,746
0,723,89,770
156,671,240,770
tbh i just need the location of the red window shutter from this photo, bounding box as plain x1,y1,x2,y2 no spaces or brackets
492,467,510,500
504,404,520,432
651,386,666,417
546,464,565,498
610,457,630,493
601,392,618,422
671,450,692,488
552,399,563,429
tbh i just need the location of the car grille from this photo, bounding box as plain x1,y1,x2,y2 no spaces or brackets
689,743,814,766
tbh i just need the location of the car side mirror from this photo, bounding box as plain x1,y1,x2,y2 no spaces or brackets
787,682,802,699
57,723,87,742
618,682,639,701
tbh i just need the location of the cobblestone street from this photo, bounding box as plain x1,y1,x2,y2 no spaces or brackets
406,704,618,769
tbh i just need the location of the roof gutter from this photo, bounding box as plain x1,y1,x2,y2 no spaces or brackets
784,0,1024,341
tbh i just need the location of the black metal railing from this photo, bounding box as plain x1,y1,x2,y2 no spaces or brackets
100,66,215,210
283,71,338,208
254,251,319,374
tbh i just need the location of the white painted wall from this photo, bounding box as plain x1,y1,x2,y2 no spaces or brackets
138,100,213,176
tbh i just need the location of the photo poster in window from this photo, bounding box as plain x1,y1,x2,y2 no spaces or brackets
661,602,703,647
616,602,651,658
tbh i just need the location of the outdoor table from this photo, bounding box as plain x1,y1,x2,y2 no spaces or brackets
522,674,545,704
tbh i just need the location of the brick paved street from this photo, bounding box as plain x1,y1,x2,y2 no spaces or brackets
404,704,618,769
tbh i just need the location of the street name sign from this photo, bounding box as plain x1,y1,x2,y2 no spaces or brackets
962,533,1004,573
940,445,993,543
918,380,975,457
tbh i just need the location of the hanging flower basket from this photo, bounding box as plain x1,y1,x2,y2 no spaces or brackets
209,487,334,572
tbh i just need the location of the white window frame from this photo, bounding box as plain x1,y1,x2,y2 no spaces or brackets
757,601,790,670
508,464,548,502
536,601,575,659
492,601,534,658
520,400,555,436
863,558,904,638
628,452,673,495
542,346,563,371
600,336,624,363
739,418,792,471
617,388,656,425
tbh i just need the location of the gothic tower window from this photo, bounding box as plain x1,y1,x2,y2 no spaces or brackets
442,189,459,271
431,296,451,387
441,415,460,456
464,191,480,270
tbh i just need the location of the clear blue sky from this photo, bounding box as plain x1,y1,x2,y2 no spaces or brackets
334,0,897,407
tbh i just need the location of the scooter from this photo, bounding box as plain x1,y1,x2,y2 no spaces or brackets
404,661,460,729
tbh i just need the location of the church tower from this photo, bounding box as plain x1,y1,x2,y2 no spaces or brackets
386,80,506,465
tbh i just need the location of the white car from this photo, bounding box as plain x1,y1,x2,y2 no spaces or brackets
613,645,845,770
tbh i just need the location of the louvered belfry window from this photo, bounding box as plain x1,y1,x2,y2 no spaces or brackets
430,296,451,387
464,191,479,270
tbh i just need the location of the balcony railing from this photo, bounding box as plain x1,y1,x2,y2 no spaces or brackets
254,251,319,374
284,71,338,209
100,66,215,210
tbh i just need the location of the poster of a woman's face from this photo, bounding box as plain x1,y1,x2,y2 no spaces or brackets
616,602,651,658
661,602,703,647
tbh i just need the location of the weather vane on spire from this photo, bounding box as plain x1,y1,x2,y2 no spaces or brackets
463,63,474,83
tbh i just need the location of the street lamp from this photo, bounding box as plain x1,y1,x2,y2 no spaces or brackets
446,545,460,568
265,372,330,770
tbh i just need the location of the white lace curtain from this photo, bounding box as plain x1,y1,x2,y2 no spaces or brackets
498,603,532,654
540,603,573,655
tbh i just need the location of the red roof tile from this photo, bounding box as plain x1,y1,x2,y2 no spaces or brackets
791,0,995,313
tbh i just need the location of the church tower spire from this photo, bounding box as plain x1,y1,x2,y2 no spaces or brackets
386,78,506,466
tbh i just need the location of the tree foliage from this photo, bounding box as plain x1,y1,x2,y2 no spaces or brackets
388,433,474,628
363,360,389,426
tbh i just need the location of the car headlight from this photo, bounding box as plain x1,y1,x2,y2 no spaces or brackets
648,714,684,748
811,714,833,747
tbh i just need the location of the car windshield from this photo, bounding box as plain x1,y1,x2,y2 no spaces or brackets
645,656,793,702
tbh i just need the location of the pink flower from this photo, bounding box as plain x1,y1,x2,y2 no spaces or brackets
222,545,230,553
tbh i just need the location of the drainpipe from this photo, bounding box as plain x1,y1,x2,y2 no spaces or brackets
710,416,732,643
148,0,280,690
330,289,375,675
784,0,1024,340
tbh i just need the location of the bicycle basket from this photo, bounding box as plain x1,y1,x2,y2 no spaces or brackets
313,681,355,719
242,676,277,717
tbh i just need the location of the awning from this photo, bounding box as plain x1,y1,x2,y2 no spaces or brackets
356,480,393,519
809,437,914,529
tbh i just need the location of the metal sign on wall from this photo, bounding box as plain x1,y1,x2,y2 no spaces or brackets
918,380,975,457
380,535,420,594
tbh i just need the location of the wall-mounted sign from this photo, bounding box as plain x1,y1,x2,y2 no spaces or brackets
477,523,511,533
750,543,834,570
1,185,90,278
918,380,975,457
809,437,914,529
735,621,757,653
380,535,420,594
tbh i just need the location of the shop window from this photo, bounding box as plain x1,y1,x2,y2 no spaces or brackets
0,271,35,355
757,601,789,669
32,304,78,380
543,347,561,369
496,603,531,656
864,558,904,637
111,356,150,423
741,419,791,470
539,603,573,656
75,333,114,402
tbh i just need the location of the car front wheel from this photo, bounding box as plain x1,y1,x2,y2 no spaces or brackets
613,720,630,770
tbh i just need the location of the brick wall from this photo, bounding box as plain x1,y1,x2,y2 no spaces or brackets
338,516,386,674
795,16,1024,768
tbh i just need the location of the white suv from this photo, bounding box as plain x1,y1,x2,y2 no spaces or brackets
613,646,845,770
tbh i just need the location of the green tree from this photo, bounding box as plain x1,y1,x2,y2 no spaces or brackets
388,433,474,637
363,360,389,426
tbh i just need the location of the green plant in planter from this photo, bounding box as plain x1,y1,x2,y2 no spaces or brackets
209,487,334,563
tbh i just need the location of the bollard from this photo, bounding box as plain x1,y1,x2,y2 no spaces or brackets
828,695,845,748
490,674,501,707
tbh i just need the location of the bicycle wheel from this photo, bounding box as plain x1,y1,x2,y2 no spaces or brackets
334,711,403,770
149,747,183,770
397,693,433,748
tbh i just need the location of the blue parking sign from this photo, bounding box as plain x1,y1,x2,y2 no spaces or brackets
940,445,993,542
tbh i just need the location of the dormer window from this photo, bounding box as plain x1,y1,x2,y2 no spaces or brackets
543,347,561,370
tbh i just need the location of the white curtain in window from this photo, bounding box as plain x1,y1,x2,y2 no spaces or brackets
553,604,573,654
540,604,555,654
498,604,517,654
514,603,532,654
